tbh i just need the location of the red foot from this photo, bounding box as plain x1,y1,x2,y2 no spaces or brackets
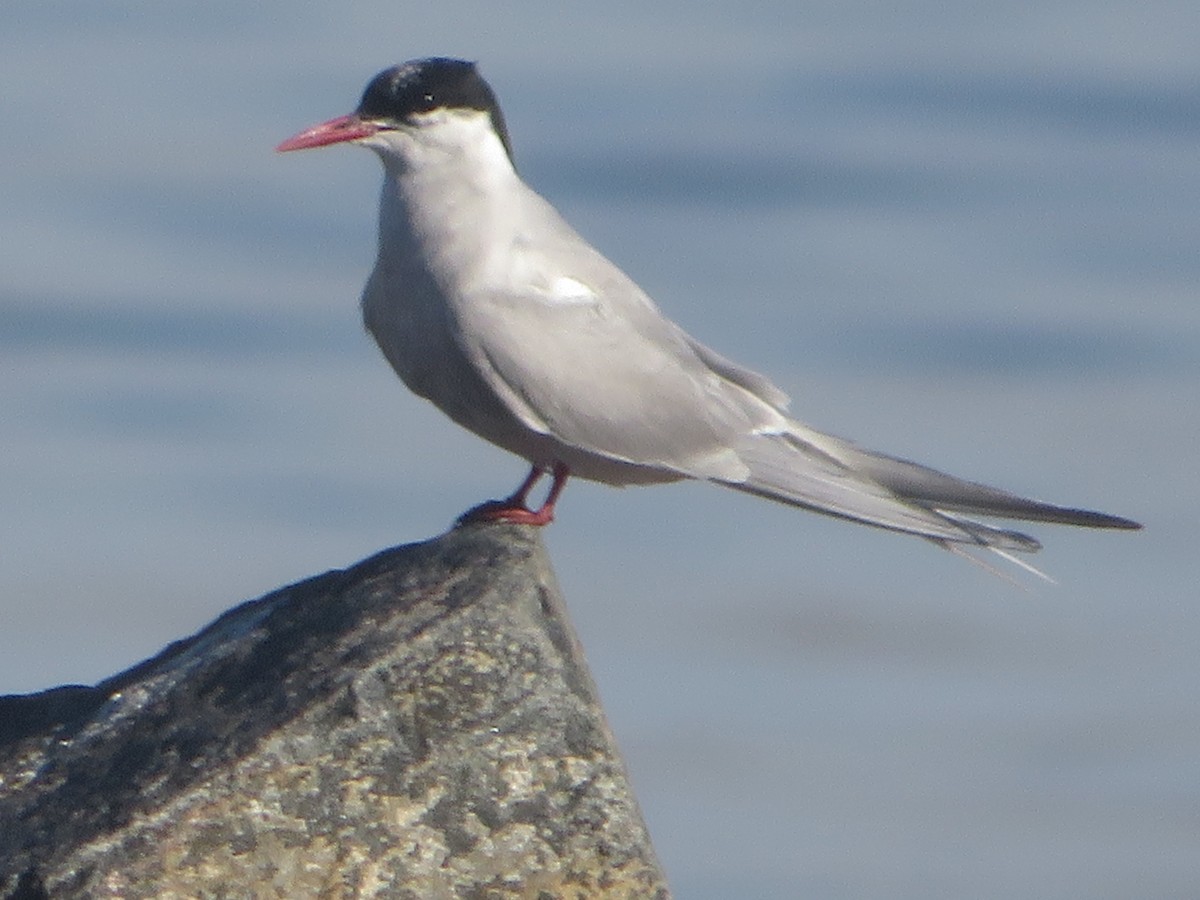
459,499,557,526
457,463,570,528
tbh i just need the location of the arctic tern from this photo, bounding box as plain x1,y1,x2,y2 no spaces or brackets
277,57,1139,574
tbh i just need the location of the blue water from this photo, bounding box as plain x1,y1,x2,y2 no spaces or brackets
2,3,1198,897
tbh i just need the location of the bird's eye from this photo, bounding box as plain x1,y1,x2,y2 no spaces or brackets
419,92,436,110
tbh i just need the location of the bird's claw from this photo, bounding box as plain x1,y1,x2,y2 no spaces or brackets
456,499,555,527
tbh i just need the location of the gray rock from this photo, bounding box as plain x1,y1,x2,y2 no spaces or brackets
0,524,670,899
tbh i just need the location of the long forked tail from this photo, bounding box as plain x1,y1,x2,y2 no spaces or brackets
932,537,1056,587
720,427,1141,580
838,443,1141,530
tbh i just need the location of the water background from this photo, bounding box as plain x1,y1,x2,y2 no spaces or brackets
2,3,1197,896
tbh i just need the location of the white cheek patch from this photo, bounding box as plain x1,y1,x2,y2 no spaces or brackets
547,276,597,305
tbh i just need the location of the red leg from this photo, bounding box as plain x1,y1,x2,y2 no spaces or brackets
458,463,570,527
500,465,546,508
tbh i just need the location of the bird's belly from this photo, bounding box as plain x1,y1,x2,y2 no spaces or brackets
363,288,680,487
366,304,515,437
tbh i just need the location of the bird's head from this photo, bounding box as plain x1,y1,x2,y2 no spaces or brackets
277,57,514,170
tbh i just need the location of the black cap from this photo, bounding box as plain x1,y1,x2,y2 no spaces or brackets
355,58,513,160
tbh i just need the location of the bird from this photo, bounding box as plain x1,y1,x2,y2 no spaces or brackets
276,56,1140,577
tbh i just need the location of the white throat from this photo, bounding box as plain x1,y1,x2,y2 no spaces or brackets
367,110,522,284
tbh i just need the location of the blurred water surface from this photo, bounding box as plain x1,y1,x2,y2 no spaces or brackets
2,3,1197,897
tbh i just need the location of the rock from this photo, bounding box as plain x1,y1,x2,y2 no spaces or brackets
0,524,670,899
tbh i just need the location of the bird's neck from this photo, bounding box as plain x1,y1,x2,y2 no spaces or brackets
376,135,522,287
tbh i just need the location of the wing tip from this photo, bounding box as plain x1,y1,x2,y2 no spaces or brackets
1060,509,1143,531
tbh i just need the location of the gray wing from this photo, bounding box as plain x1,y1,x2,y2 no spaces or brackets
458,272,763,482
452,191,1139,549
